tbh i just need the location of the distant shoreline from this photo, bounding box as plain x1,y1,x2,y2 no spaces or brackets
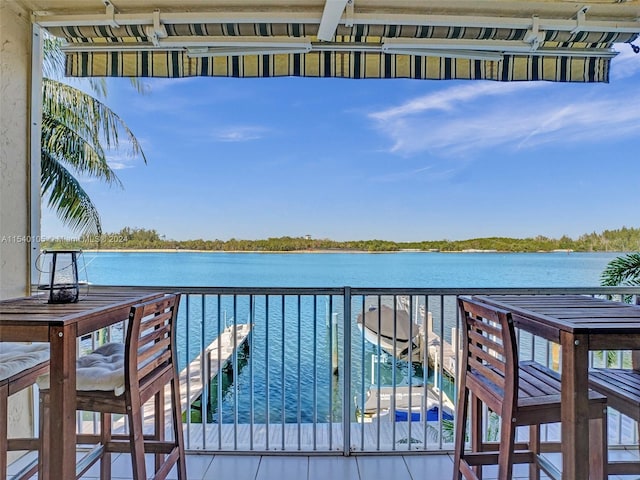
41,227,640,254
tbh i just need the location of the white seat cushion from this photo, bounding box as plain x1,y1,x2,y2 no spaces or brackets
0,342,50,382
37,342,125,396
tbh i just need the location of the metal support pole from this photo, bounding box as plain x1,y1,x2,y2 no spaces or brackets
29,23,43,291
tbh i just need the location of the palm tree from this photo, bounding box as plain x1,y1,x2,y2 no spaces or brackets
601,253,640,288
41,36,146,235
599,253,640,368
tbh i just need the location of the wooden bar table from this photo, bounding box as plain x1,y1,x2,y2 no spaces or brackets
473,294,640,480
0,289,163,479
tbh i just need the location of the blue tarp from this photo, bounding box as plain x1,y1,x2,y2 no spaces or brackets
395,407,453,422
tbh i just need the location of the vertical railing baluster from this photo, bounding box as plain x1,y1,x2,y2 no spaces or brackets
206,349,212,446
546,336,552,371
281,295,286,451
328,295,334,451
407,295,413,452
265,295,270,450
617,405,624,446
313,295,318,451
438,295,445,450
391,295,397,450
360,295,366,451
452,295,460,450
201,294,207,450
343,287,351,456
185,294,191,449
233,295,238,451
376,295,381,452
297,295,302,451
249,294,254,451
423,295,429,448
216,295,222,449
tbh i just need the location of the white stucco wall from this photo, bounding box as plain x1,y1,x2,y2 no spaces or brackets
0,0,37,452
0,0,32,300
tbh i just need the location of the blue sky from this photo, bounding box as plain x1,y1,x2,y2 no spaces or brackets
42,46,640,242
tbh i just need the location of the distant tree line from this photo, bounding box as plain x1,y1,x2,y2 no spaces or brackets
40,226,640,253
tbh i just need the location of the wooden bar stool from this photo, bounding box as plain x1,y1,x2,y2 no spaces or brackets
38,293,186,480
0,343,49,480
454,297,608,480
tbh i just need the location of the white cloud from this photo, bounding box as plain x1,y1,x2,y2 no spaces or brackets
212,126,268,142
145,77,198,93
108,162,134,170
106,152,142,170
370,82,545,121
516,98,640,149
368,76,640,158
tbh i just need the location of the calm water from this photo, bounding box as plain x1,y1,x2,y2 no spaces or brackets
82,251,623,423
82,250,620,287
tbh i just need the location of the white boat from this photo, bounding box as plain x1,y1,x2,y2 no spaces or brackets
356,385,455,423
356,304,421,360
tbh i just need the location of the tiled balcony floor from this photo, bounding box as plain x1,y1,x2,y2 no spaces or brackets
12,448,640,480
92,453,457,480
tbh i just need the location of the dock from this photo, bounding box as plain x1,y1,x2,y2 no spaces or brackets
424,310,459,381
179,322,252,414
76,323,253,436
120,323,252,433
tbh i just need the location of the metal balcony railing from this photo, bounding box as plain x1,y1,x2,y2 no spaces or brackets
79,286,640,455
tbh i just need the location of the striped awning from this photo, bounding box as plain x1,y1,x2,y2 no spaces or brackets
44,15,639,82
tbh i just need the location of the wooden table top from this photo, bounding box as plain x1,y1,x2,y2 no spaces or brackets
0,289,163,335
472,294,640,336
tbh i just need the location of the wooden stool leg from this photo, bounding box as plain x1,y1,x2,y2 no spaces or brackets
128,406,147,480
497,414,516,480
171,376,187,480
529,425,540,480
38,392,50,480
452,381,470,480
636,414,640,468
0,386,8,480
471,394,483,480
100,413,112,480
589,412,607,480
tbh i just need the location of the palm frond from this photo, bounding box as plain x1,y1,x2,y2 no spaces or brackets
600,253,640,286
41,115,123,188
41,38,147,236
593,350,621,367
41,150,102,236
43,79,147,164
42,36,66,80
43,33,108,97
129,78,149,95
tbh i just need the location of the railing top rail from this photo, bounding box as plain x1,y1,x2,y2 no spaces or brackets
71,285,640,296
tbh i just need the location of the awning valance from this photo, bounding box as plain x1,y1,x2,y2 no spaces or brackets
44,14,639,82
63,50,614,82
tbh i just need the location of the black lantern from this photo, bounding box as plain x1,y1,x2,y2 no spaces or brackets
38,250,82,303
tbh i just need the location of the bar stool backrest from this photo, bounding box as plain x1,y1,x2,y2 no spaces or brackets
458,297,518,420
124,294,181,408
